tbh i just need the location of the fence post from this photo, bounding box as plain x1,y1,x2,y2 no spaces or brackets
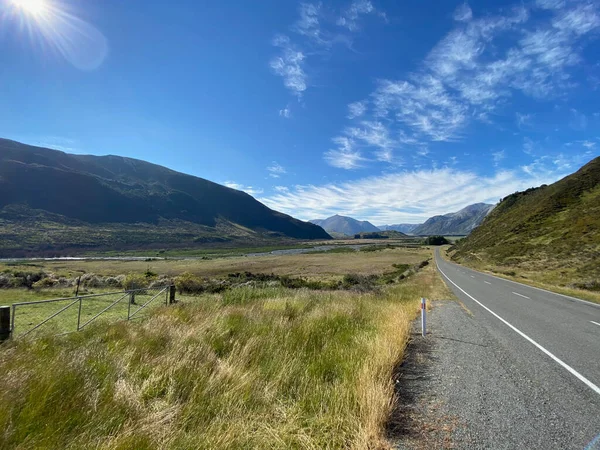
0,306,10,342
421,298,427,337
76,297,83,331
169,285,176,305
127,293,133,320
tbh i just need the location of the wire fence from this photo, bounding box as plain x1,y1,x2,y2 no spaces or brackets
8,286,175,340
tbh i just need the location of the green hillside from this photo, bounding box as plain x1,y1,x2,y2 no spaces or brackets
453,156,600,288
0,139,330,256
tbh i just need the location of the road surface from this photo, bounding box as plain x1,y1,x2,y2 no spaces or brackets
395,249,600,449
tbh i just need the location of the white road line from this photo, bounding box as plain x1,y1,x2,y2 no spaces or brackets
437,265,600,397
484,281,492,285
591,321,600,327
471,275,475,278
474,269,600,309
513,292,530,299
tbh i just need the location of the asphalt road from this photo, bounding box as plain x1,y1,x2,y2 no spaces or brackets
421,248,600,449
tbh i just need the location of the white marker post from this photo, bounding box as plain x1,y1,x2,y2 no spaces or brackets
421,298,427,337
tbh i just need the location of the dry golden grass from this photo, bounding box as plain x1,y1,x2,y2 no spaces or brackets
16,247,430,280
0,252,448,449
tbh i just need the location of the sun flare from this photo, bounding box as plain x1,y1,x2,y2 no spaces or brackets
12,0,48,16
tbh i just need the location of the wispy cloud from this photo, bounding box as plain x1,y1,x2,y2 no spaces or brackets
492,150,506,166
324,136,365,169
279,106,292,118
516,112,533,128
267,161,287,178
348,100,367,119
327,0,600,168
223,182,264,196
453,2,473,22
270,1,386,97
337,0,384,31
260,155,591,223
270,35,307,97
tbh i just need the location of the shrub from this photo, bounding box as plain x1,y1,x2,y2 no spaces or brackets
174,272,205,294
122,273,148,291
422,236,450,245
32,277,58,289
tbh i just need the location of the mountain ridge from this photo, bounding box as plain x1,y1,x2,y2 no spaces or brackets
0,139,330,255
309,214,380,236
412,203,495,235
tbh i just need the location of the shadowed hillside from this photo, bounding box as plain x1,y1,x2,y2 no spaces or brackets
0,139,330,255
453,157,600,286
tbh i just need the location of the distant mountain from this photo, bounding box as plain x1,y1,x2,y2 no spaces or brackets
412,203,495,235
0,139,330,255
310,215,380,236
454,157,600,284
378,224,421,234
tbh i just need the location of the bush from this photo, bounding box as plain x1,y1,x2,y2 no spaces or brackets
0,274,13,288
32,277,58,289
122,273,148,291
422,236,450,245
174,272,205,294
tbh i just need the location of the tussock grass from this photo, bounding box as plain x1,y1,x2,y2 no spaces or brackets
0,264,445,449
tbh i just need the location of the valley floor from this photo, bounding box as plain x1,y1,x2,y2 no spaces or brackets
0,246,451,449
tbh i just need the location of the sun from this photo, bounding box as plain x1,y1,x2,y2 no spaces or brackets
11,0,48,16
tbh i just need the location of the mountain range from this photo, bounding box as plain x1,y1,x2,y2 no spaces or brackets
453,157,600,285
377,224,420,234
313,204,494,237
0,139,330,255
309,215,380,236
411,203,495,235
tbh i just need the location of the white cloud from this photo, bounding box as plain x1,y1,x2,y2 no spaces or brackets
581,140,596,149
348,101,367,119
270,35,307,97
292,3,322,41
279,106,292,118
492,149,506,165
535,0,565,10
267,162,287,178
259,162,575,224
345,120,396,162
324,136,365,169
270,1,386,97
323,0,600,167
516,112,532,128
337,0,383,31
274,186,289,192
223,182,264,196
453,3,473,22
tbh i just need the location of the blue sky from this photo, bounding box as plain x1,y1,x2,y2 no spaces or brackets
1,0,599,224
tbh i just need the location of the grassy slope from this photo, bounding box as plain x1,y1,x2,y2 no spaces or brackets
0,264,449,449
453,157,600,289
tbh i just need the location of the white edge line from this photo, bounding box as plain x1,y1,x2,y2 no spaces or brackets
437,265,600,397
484,281,492,285
513,292,530,299
470,266,599,308
591,321,600,327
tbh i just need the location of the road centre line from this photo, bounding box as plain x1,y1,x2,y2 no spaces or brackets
513,292,530,299
484,281,492,285
591,321,600,327
437,264,600,397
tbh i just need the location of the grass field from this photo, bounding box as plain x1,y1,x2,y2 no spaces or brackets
0,247,449,449
2,246,429,280
443,247,600,304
